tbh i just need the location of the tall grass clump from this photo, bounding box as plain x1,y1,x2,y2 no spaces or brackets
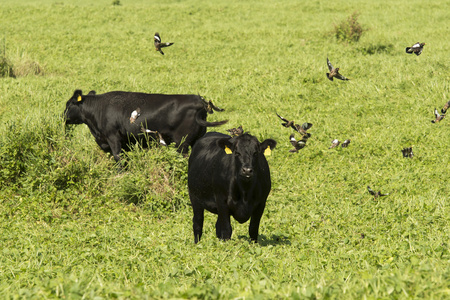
0,116,92,194
0,38,44,77
109,142,189,218
12,54,45,77
334,11,367,43
0,37,14,78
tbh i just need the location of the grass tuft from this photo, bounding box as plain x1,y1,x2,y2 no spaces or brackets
333,11,367,43
0,56,15,78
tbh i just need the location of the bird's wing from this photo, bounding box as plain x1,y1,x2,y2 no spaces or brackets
289,134,297,146
335,73,349,81
367,186,375,195
160,42,174,48
442,101,450,113
301,122,313,130
327,57,333,71
276,113,290,123
434,108,439,118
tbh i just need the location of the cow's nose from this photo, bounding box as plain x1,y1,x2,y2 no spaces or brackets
241,167,253,177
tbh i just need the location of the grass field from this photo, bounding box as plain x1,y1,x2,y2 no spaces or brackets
1,0,449,298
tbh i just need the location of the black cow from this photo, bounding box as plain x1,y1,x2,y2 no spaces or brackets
64,90,227,161
188,132,277,243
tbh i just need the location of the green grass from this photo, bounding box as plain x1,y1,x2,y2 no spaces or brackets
1,0,450,298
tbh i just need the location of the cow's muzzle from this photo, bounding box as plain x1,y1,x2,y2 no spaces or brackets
240,166,254,180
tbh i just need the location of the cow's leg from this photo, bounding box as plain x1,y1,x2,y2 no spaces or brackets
216,197,232,240
248,202,266,243
106,135,123,162
215,216,232,241
192,203,204,244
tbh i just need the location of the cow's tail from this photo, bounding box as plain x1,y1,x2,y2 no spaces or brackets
195,111,228,127
196,96,228,127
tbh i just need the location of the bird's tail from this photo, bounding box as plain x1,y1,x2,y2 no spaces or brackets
200,96,225,114
195,97,228,127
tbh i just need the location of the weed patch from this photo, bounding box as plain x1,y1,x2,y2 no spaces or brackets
333,11,367,43
110,144,189,217
0,56,15,78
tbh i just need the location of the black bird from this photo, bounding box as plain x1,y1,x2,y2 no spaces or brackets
329,139,340,149
367,186,389,200
289,134,307,153
401,146,413,158
327,57,349,81
227,126,244,137
405,42,425,56
276,113,295,128
441,100,450,114
341,139,351,148
154,32,174,55
432,108,446,123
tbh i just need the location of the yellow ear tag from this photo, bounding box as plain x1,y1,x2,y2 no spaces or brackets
224,146,232,155
77,95,82,102
264,146,271,156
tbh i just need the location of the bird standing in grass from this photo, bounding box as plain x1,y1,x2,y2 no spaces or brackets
154,32,174,55
326,57,349,81
367,186,389,200
329,139,340,149
405,42,426,56
341,139,351,148
431,108,446,123
401,146,414,158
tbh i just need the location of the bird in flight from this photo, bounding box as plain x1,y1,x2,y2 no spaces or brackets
326,57,349,81
154,32,174,55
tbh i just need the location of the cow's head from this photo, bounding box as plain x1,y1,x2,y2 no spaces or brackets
64,90,85,124
218,133,277,181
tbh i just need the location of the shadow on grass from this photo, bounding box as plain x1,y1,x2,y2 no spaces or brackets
237,234,291,246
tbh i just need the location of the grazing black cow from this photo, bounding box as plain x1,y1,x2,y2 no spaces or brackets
188,132,277,243
64,90,227,161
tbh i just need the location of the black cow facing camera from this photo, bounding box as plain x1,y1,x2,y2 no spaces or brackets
64,90,227,162
188,132,277,243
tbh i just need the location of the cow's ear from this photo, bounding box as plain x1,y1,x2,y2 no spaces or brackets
217,138,233,155
260,139,277,156
73,90,83,102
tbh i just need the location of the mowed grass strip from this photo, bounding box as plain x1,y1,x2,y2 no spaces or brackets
0,0,449,298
